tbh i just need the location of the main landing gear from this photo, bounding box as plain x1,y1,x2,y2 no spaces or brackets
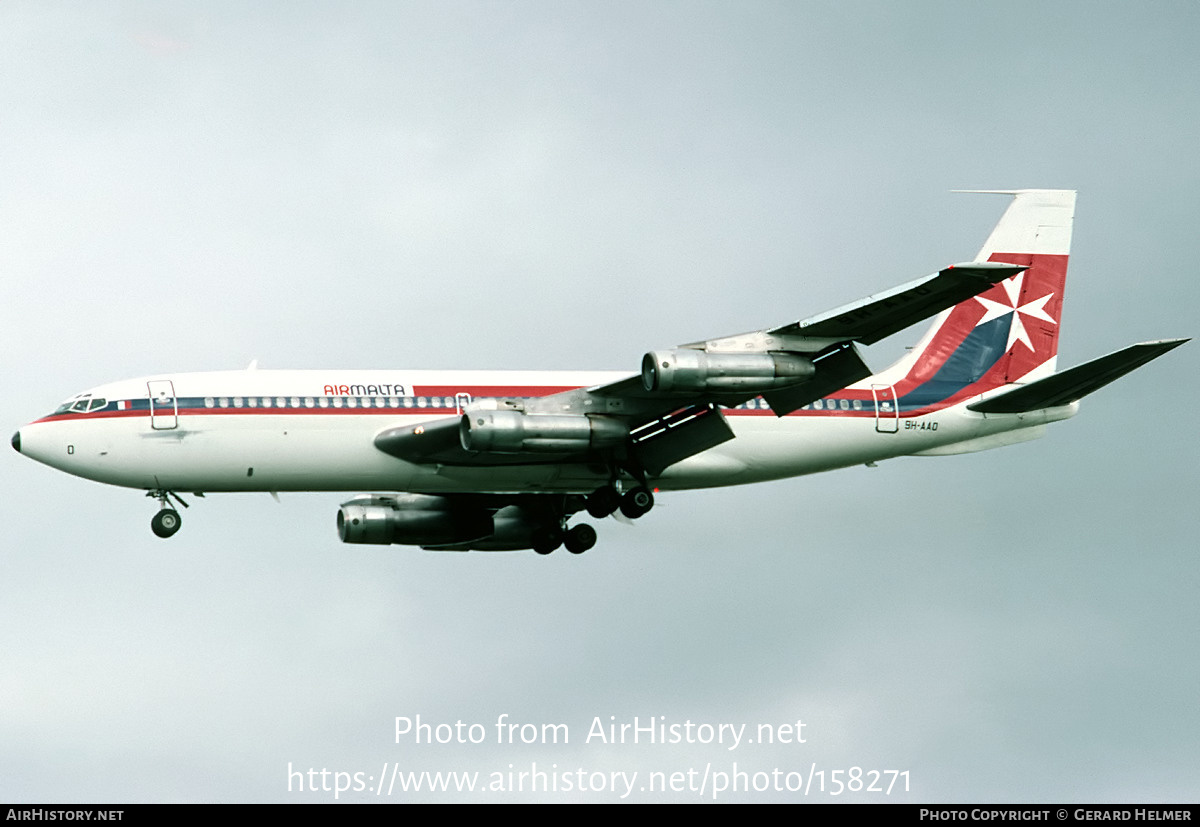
147,489,190,538
533,522,598,555
585,483,654,520
619,486,654,519
529,482,654,555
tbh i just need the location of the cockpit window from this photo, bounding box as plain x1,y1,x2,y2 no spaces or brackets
52,394,106,416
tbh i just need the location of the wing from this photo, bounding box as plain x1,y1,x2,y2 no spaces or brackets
377,261,1024,475
594,259,1025,415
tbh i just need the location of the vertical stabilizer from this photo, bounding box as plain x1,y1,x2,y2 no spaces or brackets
876,190,1075,414
972,188,1075,261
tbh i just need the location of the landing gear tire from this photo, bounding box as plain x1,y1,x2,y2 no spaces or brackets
151,509,182,538
532,527,562,555
619,486,654,519
586,486,621,519
565,524,597,554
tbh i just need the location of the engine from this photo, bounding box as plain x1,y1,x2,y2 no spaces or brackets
459,409,627,454
337,494,492,546
455,505,546,551
641,349,815,394
337,497,557,552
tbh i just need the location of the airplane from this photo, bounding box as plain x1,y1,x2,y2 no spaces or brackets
11,190,1186,554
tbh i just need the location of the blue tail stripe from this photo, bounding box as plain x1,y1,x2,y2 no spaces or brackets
896,316,1011,411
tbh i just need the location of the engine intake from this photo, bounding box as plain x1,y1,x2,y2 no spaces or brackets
459,410,627,454
641,349,815,394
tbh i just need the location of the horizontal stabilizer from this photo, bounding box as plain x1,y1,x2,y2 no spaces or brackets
968,339,1188,414
776,261,1026,345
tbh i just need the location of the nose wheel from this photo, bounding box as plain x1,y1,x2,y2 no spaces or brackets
151,508,182,538
146,489,190,538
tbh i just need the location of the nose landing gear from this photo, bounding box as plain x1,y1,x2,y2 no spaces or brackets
146,489,190,538
151,508,182,538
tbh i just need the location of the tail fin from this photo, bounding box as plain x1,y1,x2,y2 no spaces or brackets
882,189,1075,413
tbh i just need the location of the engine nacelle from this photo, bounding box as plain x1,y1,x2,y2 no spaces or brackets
337,494,492,546
337,498,556,553
450,505,543,551
641,349,815,393
459,409,627,454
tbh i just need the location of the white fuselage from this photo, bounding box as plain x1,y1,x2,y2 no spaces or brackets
16,369,1076,496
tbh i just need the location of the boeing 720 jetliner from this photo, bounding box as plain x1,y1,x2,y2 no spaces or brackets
12,191,1186,554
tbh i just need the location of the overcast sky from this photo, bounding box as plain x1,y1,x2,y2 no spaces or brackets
2,1,1198,803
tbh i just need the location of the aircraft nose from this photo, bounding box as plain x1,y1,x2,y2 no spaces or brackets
11,431,19,453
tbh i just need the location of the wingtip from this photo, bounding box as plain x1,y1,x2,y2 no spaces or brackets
1136,337,1190,349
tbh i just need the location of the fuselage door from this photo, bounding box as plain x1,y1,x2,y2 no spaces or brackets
147,380,179,430
872,384,899,433
455,392,472,415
